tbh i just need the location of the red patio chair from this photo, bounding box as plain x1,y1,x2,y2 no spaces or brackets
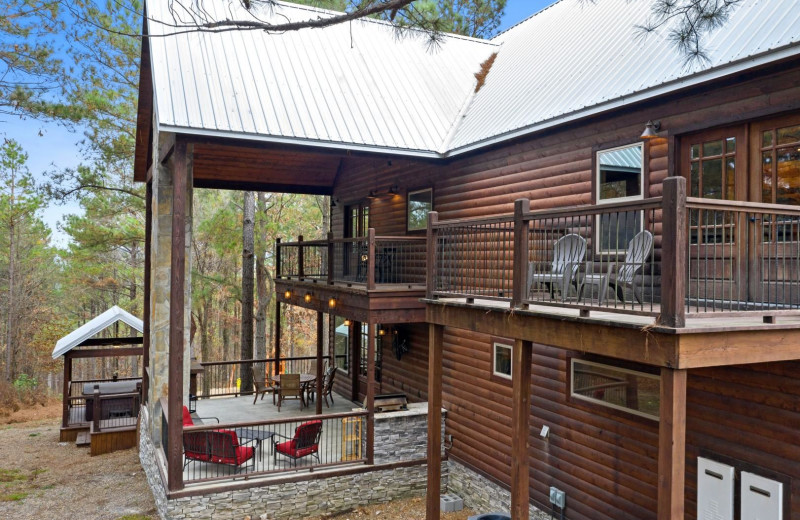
182,405,218,426
183,429,256,473
273,420,323,466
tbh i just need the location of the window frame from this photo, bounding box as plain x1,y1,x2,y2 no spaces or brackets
569,358,660,421
492,341,513,380
594,142,645,254
406,187,433,233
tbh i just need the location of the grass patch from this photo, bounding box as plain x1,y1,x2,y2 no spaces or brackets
0,492,28,501
0,469,26,483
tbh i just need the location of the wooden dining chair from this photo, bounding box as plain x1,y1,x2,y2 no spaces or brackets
251,367,275,405
276,373,303,411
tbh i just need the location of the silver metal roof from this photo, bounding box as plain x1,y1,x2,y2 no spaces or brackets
446,0,800,153
146,0,497,155
52,306,143,359
145,0,800,157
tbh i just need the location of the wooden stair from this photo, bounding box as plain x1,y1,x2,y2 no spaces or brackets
75,431,91,447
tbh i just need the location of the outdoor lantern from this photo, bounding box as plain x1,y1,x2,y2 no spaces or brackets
304,292,312,303
640,120,661,139
379,327,386,336
284,290,292,299
344,319,351,327
328,297,337,308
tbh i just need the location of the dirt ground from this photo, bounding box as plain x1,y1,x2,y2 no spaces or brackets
0,404,475,520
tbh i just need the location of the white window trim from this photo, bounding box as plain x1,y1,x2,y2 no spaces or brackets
407,187,433,231
570,359,660,420
493,342,513,380
595,142,645,205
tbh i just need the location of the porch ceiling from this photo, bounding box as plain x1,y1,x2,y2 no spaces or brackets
191,141,341,194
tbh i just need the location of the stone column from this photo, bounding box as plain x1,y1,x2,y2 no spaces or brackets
147,131,193,445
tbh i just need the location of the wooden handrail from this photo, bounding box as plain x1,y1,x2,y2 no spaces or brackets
184,410,368,432
687,197,800,214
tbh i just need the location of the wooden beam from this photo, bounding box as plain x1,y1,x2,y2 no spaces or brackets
511,339,532,520
316,311,323,416
143,180,152,404
426,212,439,299
159,133,175,164
62,354,72,429
366,321,376,465
426,323,443,520
350,321,359,402
274,301,281,377
659,177,687,327
76,337,144,348
67,346,144,359
512,200,531,308
167,137,188,492
657,367,687,520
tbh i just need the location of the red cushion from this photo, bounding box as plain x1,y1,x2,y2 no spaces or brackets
211,446,254,465
182,406,194,426
275,439,318,459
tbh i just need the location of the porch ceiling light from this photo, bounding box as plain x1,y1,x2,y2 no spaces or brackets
304,292,313,303
284,290,292,299
640,120,661,140
328,297,337,309
344,319,351,327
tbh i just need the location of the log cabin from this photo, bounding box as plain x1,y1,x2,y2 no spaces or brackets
133,0,800,518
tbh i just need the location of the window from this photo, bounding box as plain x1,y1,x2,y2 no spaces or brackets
358,324,382,382
407,188,433,231
345,203,369,238
759,123,800,206
493,342,512,379
596,143,644,252
333,317,350,372
570,359,660,419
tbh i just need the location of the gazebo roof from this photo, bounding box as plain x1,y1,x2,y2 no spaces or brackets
52,306,144,359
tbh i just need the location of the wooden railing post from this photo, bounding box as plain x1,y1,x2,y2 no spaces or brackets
93,386,101,432
367,228,376,290
327,232,334,285
659,177,687,327
62,355,72,429
297,235,304,279
512,199,531,307
275,237,282,279
426,211,439,299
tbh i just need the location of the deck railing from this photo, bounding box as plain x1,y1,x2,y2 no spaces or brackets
182,411,367,484
63,376,142,428
277,231,427,290
195,356,333,399
428,177,800,326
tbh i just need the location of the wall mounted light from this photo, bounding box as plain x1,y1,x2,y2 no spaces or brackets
328,297,337,309
378,327,386,336
640,120,661,140
284,290,292,299
304,292,313,303
344,319,351,327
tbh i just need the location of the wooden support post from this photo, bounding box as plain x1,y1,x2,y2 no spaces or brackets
658,367,687,520
297,235,304,279
426,323,443,520
275,237,282,279
367,229,376,290
426,212,439,299
512,199,531,307
350,321,360,402
62,354,72,428
327,232,334,285
316,311,324,415
142,180,152,404
366,321,376,464
167,138,188,493
659,177,687,327
92,386,101,432
274,301,281,377
511,339,532,520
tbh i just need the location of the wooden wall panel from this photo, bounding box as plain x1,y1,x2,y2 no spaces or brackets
378,323,429,402
685,361,800,520
442,329,660,520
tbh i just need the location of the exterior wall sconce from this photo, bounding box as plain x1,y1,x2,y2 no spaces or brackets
378,327,386,336
367,185,399,199
284,290,292,299
328,297,337,309
640,120,661,140
344,319,351,327
304,292,312,303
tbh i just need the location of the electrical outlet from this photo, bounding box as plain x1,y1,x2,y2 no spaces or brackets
549,486,566,509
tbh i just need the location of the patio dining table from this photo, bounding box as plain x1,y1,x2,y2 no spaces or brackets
270,374,317,407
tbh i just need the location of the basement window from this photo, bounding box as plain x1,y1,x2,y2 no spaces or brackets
570,359,659,419
493,342,512,379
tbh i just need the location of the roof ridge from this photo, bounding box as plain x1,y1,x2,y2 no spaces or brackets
491,0,567,41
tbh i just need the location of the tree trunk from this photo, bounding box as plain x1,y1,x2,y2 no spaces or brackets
5,168,16,382
254,193,272,360
240,191,255,391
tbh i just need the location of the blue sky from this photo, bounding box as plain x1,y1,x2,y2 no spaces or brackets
2,0,557,245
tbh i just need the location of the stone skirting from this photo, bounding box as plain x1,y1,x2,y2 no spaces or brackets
139,403,447,519
446,459,549,520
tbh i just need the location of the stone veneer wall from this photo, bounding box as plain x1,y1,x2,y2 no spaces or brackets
446,459,549,519
139,403,446,519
